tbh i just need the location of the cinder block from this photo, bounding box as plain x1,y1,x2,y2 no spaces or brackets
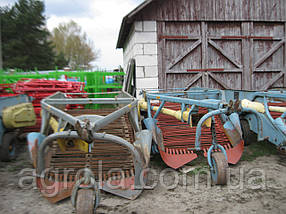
144,44,157,55
133,44,144,55
136,77,159,89
134,21,143,31
144,66,158,77
143,21,157,32
123,29,135,49
135,55,158,67
135,32,157,43
136,66,145,78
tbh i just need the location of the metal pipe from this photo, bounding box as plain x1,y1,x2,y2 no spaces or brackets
92,99,138,132
195,109,228,150
36,131,144,187
153,101,165,119
45,98,135,105
139,100,192,124
146,93,221,109
65,92,121,95
250,92,286,102
41,100,81,127
37,131,81,174
264,97,275,124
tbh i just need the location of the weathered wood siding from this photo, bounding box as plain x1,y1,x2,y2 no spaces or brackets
140,0,286,22
120,0,286,90
158,21,286,90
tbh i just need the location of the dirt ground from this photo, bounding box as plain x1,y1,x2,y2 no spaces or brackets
1,141,286,214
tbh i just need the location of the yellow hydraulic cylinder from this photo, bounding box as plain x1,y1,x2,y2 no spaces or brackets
241,99,286,114
269,106,286,113
241,99,265,113
139,100,212,127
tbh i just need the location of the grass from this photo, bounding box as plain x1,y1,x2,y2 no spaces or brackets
241,140,278,162
183,154,209,175
149,140,278,176
151,153,167,168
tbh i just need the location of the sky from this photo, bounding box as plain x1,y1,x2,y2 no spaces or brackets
0,0,145,70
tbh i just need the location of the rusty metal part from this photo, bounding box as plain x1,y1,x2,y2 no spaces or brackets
76,189,95,214
240,119,257,146
37,108,137,203
155,103,230,150
150,102,244,168
211,152,228,185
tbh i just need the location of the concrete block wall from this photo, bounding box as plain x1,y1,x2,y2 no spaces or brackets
123,21,159,95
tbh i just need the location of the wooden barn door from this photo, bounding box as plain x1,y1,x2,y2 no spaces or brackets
158,21,204,89
206,22,244,90
158,21,286,90
251,22,286,90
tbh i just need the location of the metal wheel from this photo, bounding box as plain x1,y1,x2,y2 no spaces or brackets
0,132,16,162
240,119,257,146
211,152,228,185
76,189,95,214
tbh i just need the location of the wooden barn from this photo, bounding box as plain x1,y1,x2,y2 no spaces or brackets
116,0,286,92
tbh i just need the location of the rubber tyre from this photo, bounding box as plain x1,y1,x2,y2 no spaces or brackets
211,152,228,185
76,189,95,214
240,120,257,146
0,132,17,162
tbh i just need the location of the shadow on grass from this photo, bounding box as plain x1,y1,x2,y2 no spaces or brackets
241,140,278,162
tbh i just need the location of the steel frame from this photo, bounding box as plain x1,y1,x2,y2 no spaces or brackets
35,91,152,202
142,87,286,170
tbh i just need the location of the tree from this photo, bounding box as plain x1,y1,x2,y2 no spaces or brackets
50,20,99,70
1,0,55,71
54,51,69,69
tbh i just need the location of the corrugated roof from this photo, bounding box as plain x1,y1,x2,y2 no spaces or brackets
116,0,154,49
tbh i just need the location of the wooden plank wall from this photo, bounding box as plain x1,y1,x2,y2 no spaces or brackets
157,21,285,90
140,0,286,22
135,0,286,90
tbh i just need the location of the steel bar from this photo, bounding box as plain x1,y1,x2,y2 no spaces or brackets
45,98,136,105
146,93,221,109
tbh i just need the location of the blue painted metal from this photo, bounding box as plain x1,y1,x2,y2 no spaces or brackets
153,101,165,120
242,107,286,147
194,109,228,150
181,103,186,122
0,122,5,147
187,105,195,125
229,113,242,135
143,87,286,170
207,144,228,170
281,111,286,119
264,97,275,124
27,132,46,160
147,99,152,118
274,118,286,135
210,154,218,183
143,117,164,152
146,93,221,110
223,89,286,103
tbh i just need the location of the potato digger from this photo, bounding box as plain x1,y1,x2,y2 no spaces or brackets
27,91,152,213
27,58,286,213
27,88,286,211
139,87,286,185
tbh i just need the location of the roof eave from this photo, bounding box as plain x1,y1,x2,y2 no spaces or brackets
116,0,154,49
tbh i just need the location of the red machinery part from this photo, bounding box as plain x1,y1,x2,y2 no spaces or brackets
1,79,86,132
153,102,244,169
